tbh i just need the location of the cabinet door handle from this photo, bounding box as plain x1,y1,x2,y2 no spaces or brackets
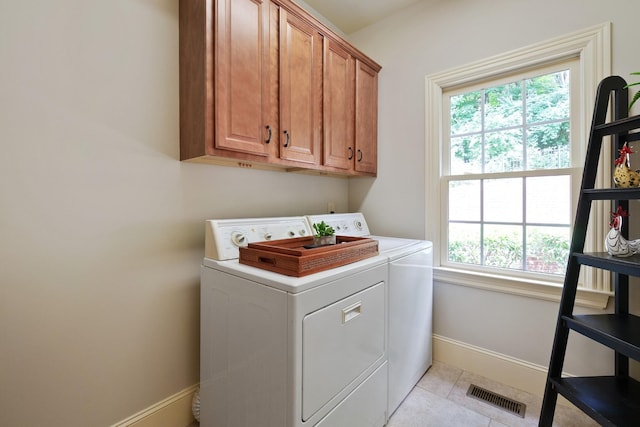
265,125,272,144
283,130,290,148
348,147,354,160
357,149,363,162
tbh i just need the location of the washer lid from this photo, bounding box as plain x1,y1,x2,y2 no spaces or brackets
372,235,433,262
374,236,421,253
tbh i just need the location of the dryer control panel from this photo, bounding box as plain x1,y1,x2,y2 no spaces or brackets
205,216,312,260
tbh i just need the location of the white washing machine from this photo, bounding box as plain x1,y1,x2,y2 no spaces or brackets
306,213,433,416
200,216,389,427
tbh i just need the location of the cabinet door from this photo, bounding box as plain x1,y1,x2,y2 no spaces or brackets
323,39,355,171
355,60,379,175
279,9,322,165
214,0,273,156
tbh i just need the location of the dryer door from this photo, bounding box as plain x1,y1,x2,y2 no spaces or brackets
302,281,385,421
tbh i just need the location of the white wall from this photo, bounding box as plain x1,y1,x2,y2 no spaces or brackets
346,0,640,381
0,1,348,426
4,0,638,424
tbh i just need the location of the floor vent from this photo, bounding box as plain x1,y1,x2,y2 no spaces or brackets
466,384,526,418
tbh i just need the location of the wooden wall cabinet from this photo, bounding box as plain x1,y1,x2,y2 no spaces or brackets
323,38,355,171
278,9,322,166
179,0,381,176
322,49,379,176
214,0,273,157
354,60,379,176
180,0,273,161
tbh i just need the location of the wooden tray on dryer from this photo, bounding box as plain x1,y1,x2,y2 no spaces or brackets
239,236,379,277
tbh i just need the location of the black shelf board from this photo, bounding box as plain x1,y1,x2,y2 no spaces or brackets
594,115,640,136
550,376,640,427
574,252,640,277
582,188,640,200
563,314,640,360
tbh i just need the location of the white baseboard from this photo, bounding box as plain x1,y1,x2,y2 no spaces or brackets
111,336,565,426
433,334,572,406
111,384,198,427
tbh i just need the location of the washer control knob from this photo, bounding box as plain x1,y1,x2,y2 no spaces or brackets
354,220,363,230
299,229,307,236
231,232,247,247
288,231,296,237
264,232,272,240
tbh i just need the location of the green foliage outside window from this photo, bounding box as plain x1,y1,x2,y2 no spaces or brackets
448,230,569,275
447,70,571,275
450,71,570,172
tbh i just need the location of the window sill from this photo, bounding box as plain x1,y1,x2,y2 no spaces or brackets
434,267,611,309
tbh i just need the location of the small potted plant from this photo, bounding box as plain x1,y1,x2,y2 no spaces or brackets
625,71,640,111
312,221,336,246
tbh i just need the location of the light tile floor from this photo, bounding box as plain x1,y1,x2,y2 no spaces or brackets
388,361,599,427
188,361,600,427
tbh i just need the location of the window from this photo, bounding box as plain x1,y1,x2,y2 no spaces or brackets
425,23,612,308
445,65,574,279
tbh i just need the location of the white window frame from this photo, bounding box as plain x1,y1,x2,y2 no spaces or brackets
425,23,612,309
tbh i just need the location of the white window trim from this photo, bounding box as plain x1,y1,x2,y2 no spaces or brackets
425,23,612,309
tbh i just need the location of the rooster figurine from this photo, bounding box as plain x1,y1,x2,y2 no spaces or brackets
613,142,640,188
605,206,640,257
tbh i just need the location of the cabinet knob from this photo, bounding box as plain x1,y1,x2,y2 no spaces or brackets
265,125,272,144
283,130,290,148
348,147,354,160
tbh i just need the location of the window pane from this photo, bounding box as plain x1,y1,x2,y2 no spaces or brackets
484,129,523,173
445,65,574,278
450,91,482,135
484,178,522,223
526,176,571,224
449,180,480,221
526,226,569,274
526,71,570,124
484,82,522,130
483,224,523,270
526,122,570,170
451,134,482,174
448,223,480,265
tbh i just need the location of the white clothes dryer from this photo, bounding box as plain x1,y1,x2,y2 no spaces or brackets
200,216,390,427
306,213,433,416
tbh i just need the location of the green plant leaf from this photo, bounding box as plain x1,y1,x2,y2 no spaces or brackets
312,221,335,237
625,72,640,111
630,90,640,110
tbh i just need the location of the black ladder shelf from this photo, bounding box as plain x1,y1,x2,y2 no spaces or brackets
539,76,640,426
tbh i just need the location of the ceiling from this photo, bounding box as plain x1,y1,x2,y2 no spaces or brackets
302,0,424,34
